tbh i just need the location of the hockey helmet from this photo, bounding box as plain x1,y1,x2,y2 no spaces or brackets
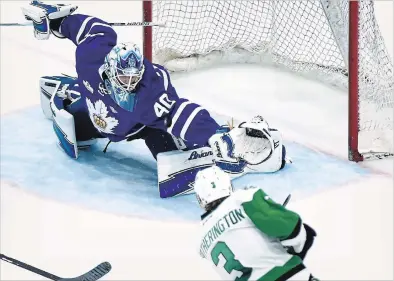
194,166,233,209
103,42,145,111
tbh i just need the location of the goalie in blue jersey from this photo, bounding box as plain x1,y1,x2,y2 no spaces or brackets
23,1,290,198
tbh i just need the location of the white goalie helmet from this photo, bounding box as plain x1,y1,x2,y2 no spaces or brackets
102,42,145,112
194,166,234,209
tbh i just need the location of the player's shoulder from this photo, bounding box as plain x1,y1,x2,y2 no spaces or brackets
150,60,168,72
144,60,172,82
207,188,260,219
211,187,260,214
230,186,262,204
140,60,166,86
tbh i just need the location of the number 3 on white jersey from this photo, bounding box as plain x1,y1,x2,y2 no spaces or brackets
154,93,175,117
211,242,252,281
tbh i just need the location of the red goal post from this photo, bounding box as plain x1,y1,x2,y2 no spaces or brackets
142,0,393,162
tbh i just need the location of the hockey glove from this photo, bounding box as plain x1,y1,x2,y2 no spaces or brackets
21,1,78,40
282,222,317,261
297,223,317,260
208,116,288,174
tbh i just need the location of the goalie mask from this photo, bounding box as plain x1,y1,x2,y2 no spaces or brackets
194,166,233,209
102,42,145,111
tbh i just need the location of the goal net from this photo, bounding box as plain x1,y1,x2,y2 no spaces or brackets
144,0,393,161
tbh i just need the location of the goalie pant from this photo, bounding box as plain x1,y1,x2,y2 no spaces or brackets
42,13,220,157
198,187,318,281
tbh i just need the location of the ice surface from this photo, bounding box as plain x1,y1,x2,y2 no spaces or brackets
0,107,369,221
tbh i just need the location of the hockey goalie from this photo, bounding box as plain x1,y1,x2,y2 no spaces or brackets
23,1,289,198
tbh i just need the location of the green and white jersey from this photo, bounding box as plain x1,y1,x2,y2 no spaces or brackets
198,187,304,281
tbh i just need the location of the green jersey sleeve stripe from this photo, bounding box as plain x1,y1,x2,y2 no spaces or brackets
241,189,300,239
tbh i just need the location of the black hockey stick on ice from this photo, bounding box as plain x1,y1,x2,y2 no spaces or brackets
282,194,291,207
0,253,111,281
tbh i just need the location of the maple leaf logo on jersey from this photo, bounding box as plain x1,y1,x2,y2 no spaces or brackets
86,98,119,134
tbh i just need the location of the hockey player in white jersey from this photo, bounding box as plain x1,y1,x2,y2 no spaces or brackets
194,166,318,281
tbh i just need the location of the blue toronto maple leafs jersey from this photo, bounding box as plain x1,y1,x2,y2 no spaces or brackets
60,14,220,144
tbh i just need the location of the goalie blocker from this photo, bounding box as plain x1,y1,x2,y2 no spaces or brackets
40,75,100,159
157,126,287,198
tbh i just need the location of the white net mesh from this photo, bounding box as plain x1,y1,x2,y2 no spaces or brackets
152,0,393,157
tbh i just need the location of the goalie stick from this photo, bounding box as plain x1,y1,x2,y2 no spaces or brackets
0,253,111,281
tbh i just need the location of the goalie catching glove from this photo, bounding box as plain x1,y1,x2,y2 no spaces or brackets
21,1,78,40
209,116,288,174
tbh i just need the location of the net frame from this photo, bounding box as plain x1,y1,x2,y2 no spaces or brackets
348,0,363,161
142,0,393,162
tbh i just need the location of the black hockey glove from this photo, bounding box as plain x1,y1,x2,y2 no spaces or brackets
284,222,317,261
297,223,317,260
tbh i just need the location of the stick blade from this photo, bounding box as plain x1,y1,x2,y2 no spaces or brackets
59,262,112,281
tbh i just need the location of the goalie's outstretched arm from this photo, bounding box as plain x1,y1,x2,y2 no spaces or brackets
59,14,117,68
144,63,222,146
